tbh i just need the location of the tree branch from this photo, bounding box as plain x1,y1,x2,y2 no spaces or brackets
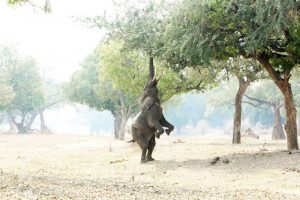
242,101,263,107
244,94,273,106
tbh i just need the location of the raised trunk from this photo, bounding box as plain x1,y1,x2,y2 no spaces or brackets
272,104,285,140
233,76,251,144
39,108,51,133
149,57,154,80
257,55,298,150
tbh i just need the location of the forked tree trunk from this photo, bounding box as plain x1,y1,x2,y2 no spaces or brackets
233,76,251,144
25,111,38,129
257,55,298,150
272,104,285,140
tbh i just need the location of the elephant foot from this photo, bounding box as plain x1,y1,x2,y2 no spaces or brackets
147,157,155,161
165,129,172,135
155,132,161,139
141,159,148,164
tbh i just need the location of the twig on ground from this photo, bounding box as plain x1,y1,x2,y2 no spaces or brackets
36,169,45,173
109,159,127,164
173,139,185,144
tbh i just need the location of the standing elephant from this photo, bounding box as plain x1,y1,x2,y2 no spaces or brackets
130,58,174,163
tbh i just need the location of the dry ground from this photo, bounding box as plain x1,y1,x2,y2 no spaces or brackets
0,133,300,199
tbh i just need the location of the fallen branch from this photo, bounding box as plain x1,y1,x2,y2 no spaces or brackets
109,159,127,164
210,157,220,165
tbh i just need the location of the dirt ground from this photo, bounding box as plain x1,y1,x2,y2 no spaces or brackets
0,133,300,200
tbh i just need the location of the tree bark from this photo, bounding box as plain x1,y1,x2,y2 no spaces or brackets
272,104,286,140
7,114,17,132
10,112,27,134
39,108,51,133
281,82,298,149
25,111,38,129
257,55,298,150
233,76,251,144
113,113,121,139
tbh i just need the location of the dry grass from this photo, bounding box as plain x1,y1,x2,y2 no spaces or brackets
0,133,300,199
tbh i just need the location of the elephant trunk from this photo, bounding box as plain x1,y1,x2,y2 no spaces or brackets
149,57,155,81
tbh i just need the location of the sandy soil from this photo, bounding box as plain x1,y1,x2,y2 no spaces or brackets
0,133,300,199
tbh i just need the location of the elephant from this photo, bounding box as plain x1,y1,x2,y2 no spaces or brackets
129,58,174,163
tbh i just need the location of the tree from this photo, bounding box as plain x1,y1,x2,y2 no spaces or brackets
244,81,286,140
63,49,125,139
165,0,300,150
0,45,44,133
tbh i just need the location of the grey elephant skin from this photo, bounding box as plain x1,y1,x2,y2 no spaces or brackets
130,58,174,163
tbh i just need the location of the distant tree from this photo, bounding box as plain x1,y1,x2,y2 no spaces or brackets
0,45,44,133
245,81,286,140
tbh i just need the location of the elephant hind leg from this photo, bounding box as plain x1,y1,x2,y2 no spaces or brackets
141,148,147,163
147,136,156,161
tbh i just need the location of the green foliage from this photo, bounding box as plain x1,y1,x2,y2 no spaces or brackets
63,50,117,114
165,0,300,72
0,45,44,114
87,0,171,57
99,39,214,104
0,85,15,110
8,57,44,113
7,0,51,13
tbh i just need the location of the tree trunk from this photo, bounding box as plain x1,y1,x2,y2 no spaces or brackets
297,117,300,136
25,111,38,129
113,114,121,139
282,82,298,150
272,104,285,140
233,76,251,144
118,114,128,140
39,108,51,133
7,114,17,132
257,55,298,150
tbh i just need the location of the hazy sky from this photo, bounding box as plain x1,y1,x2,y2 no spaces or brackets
0,0,114,82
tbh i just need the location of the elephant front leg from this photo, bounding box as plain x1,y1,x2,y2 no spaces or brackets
160,116,174,135
152,121,164,139
146,137,156,161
